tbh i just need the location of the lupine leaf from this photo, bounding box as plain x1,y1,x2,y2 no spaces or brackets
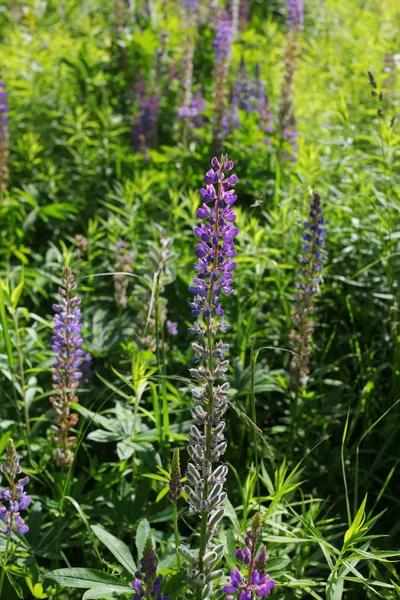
91,526,137,575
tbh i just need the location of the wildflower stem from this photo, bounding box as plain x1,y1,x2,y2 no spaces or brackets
0,536,11,594
173,502,181,568
12,312,30,438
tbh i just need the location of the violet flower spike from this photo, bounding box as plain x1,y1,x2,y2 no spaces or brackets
0,73,9,192
179,155,238,598
287,0,304,33
50,266,86,468
0,440,31,536
212,12,233,154
289,190,326,389
131,538,170,600
224,513,275,599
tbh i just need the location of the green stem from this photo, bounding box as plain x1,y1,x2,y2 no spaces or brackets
173,502,181,568
13,312,30,438
0,536,11,595
250,342,261,509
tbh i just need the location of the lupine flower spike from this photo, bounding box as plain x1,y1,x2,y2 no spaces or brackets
168,448,183,503
0,73,9,192
132,71,160,158
278,0,304,161
0,440,31,536
289,190,326,389
50,267,86,468
131,537,170,600
179,156,238,599
224,513,275,599
212,13,233,155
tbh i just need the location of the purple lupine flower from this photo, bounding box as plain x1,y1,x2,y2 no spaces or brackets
178,156,238,596
188,156,238,324
289,191,326,389
183,0,198,13
214,11,233,72
224,568,275,598
279,0,303,161
0,440,31,536
212,12,233,153
50,267,85,468
191,87,206,127
0,73,9,192
132,71,159,155
239,0,249,30
225,513,275,599
166,320,178,337
168,448,182,502
131,538,170,600
287,0,304,32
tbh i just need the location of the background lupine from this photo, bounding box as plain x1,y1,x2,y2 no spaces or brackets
0,73,8,192
179,156,238,599
289,191,326,390
168,448,182,503
230,0,240,40
114,238,134,309
178,0,200,126
0,440,31,536
278,0,304,161
224,513,275,599
131,538,170,600
132,71,160,157
50,267,86,468
212,12,233,155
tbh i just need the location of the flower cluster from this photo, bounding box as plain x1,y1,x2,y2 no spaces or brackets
168,448,183,503
114,238,134,309
50,267,86,468
289,191,326,389
0,73,8,192
278,0,304,161
179,156,238,597
179,88,206,127
224,513,275,599
131,538,170,600
0,440,31,536
287,0,304,33
212,12,233,154
132,71,160,157
166,320,178,337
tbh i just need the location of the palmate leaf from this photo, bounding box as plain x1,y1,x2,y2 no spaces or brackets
91,526,137,575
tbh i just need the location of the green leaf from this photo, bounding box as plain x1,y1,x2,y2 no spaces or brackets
344,495,367,544
91,525,137,575
45,568,129,589
326,571,345,600
142,473,169,483
11,276,24,309
156,486,169,503
82,584,133,598
6,571,24,598
136,519,151,558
